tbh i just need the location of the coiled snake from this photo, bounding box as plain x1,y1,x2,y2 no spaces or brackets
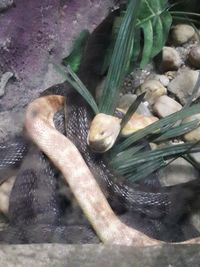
0,9,200,245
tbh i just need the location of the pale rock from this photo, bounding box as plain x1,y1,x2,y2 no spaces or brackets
168,69,200,104
147,74,170,87
188,45,200,68
160,157,199,186
164,71,177,80
153,95,182,118
117,94,151,116
160,46,182,71
138,80,167,105
190,152,200,164
183,114,200,141
171,24,195,45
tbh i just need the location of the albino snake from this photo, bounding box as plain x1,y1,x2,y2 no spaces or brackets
23,93,200,246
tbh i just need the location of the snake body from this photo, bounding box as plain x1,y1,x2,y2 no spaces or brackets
22,93,200,245
0,90,200,244
0,9,200,244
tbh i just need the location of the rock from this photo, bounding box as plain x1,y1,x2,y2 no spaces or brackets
171,24,195,45
160,157,199,186
168,69,200,105
0,0,13,12
183,114,200,141
41,63,66,90
153,95,182,118
0,244,200,267
121,113,158,136
0,72,13,97
160,46,182,71
188,45,200,68
117,94,151,116
138,80,167,105
164,71,177,81
191,212,200,233
0,0,115,138
149,74,170,87
190,152,200,164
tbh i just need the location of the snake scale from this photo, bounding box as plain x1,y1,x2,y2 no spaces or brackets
0,9,200,245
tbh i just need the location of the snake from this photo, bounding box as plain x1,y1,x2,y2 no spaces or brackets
0,9,200,245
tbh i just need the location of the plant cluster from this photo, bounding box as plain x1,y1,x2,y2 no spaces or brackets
57,0,200,182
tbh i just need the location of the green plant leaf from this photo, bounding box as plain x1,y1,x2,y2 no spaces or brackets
112,104,200,153
99,0,141,114
155,120,200,141
54,64,99,114
62,30,90,73
120,93,146,129
140,20,153,67
112,142,200,178
136,0,172,67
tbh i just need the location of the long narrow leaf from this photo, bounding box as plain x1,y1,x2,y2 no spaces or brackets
99,0,141,114
156,120,200,141
113,104,200,153
112,142,200,171
140,20,153,67
54,64,99,114
120,93,146,129
125,159,166,182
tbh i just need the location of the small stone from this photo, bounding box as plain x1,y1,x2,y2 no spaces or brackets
121,113,158,136
165,71,177,80
160,46,182,71
160,157,199,186
183,114,200,141
171,24,195,45
148,74,170,87
117,94,151,116
153,95,182,118
168,69,200,105
138,80,167,105
190,152,200,165
188,46,200,68
155,75,170,87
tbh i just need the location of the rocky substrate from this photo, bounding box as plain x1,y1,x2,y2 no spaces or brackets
0,244,200,267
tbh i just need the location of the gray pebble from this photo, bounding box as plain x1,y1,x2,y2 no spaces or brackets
183,113,200,141
171,24,195,45
160,46,182,71
153,95,182,118
160,157,199,186
188,45,200,68
117,94,152,116
168,69,200,104
137,79,167,105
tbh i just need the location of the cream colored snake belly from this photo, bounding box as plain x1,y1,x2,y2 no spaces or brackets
24,94,200,246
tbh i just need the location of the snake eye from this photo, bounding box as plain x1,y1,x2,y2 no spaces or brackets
100,130,105,136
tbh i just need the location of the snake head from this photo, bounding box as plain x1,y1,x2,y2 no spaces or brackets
87,113,121,153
